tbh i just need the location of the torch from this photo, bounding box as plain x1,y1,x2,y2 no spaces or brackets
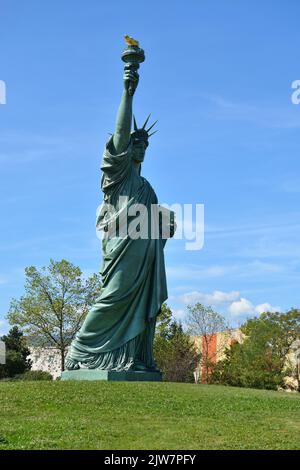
122,36,145,96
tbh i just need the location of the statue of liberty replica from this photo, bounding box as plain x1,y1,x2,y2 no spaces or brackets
63,37,175,380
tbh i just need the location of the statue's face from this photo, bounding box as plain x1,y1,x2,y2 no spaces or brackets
132,140,147,163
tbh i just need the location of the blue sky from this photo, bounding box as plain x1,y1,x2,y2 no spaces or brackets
1,0,300,334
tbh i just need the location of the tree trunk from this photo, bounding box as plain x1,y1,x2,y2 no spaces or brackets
61,349,65,372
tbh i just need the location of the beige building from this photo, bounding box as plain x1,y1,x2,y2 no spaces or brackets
192,329,245,382
192,330,300,388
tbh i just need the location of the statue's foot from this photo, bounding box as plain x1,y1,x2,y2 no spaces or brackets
131,361,160,372
132,361,148,371
65,357,80,370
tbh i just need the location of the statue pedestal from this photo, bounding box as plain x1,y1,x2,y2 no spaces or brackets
61,369,162,382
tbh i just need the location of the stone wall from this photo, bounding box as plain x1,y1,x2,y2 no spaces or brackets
29,347,67,380
0,340,5,364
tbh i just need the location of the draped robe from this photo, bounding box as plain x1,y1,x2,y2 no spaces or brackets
65,137,168,370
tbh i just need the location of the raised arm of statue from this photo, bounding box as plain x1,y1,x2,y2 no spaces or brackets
112,67,139,154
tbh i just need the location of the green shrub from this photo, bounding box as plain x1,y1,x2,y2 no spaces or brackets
14,370,53,381
211,342,285,390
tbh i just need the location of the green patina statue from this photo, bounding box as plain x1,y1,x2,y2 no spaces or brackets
64,38,175,379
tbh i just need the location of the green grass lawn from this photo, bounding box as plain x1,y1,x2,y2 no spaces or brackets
0,381,299,450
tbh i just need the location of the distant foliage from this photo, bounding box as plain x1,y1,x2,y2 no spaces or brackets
154,304,200,383
211,309,300,391
0,326,31,379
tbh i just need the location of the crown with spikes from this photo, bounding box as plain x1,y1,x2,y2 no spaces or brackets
131,114,158,146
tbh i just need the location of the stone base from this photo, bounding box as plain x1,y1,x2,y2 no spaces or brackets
61,369,162,382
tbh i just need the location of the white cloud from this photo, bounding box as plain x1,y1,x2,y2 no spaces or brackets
255,303,281,314
180,290,240,306
228,298,254,316
248,260,282,273
228,298,281,317
176,289,282,319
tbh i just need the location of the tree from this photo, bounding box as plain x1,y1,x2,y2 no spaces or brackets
212,309,300,391
154,304,200,382
0,326,31,379
186,303,228,383
242,309,300,365
7,259,102,371
155,303,173,337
